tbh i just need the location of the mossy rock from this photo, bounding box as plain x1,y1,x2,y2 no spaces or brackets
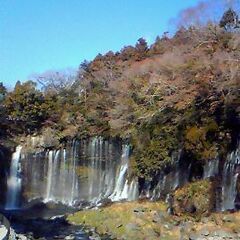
173,179,215,217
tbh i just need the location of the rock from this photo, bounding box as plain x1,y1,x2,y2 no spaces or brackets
189,232,200,240
163,224,172,230
152,217,159,223
89,234,101,240
222,215,234,223
96,198,112,207
200,228,210,236
16,234,28,240
185,204,197,214
133,207,147,213
65,235,75,240
166,194,174,215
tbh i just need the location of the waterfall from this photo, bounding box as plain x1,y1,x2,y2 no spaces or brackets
221,144,240,211
45,150,54,201
5,146,22,210
110,145,129,201
20,138,138,207
42,143,80,205
5,137,240,210
147,151,191,200
110,145,139,201
204,158,219,179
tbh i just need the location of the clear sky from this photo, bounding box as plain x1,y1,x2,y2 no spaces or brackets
0,0,206,88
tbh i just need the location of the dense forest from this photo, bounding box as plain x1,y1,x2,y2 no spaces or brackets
0,8,239,179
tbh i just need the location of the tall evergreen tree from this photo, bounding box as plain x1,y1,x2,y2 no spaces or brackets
219,8,239,31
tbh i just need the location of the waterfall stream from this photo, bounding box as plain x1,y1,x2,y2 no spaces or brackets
203,157,219,179
5,146,22,210
4,138,240,211
221,144,240,211
15,138,139,207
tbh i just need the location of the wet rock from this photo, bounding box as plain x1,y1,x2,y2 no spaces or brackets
64,235,75,240
16,234,28,240
96,198,112,207
166,194,174,215
89,233,101,240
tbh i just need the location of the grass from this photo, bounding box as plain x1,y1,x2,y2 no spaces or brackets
67,201,174,240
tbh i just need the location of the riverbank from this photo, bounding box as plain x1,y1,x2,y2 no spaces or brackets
67,201,240,240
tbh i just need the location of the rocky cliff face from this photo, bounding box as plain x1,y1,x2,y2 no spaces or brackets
0,145,12,207
1,134,240,214
3,136,139,209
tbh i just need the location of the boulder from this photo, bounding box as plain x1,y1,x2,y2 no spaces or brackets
173,179,214,216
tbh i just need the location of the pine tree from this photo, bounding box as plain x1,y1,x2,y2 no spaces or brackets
219,8,240,31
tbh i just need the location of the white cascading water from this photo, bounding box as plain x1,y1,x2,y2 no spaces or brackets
43,141,79,205
221,144,240,211
45,150,54,201
204,157,219,179
110,145,138,201
149,151,191,200
5,146,22,209
5,137,240,211
19,137,138,207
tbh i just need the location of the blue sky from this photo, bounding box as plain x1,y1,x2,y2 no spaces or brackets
0,0,212,88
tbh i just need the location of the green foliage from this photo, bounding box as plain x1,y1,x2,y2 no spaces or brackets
0,82,8,138
4,81,49,133
131,109,179,177
1,19,239,181
0,82,7,100
173,179,214,216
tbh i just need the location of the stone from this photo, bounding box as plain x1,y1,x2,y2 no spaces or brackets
133,207,147,213
200,228,210,236
16,234,28,240
65,235,75,240
163,224,171,230
189,232,200,240
185,204,197,214
96,198,112,207
222,215,234,223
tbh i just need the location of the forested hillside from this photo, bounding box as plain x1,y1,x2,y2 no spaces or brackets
0,9,239,178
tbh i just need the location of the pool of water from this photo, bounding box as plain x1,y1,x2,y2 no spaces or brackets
0,202,91,239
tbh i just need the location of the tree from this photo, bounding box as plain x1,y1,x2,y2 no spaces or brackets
4,81,48,133
0,82,7,102
135,38,148,52
219,8,240,31
31,69,77,94
135,38,148,60
0,82,8,137
120,45,137,61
